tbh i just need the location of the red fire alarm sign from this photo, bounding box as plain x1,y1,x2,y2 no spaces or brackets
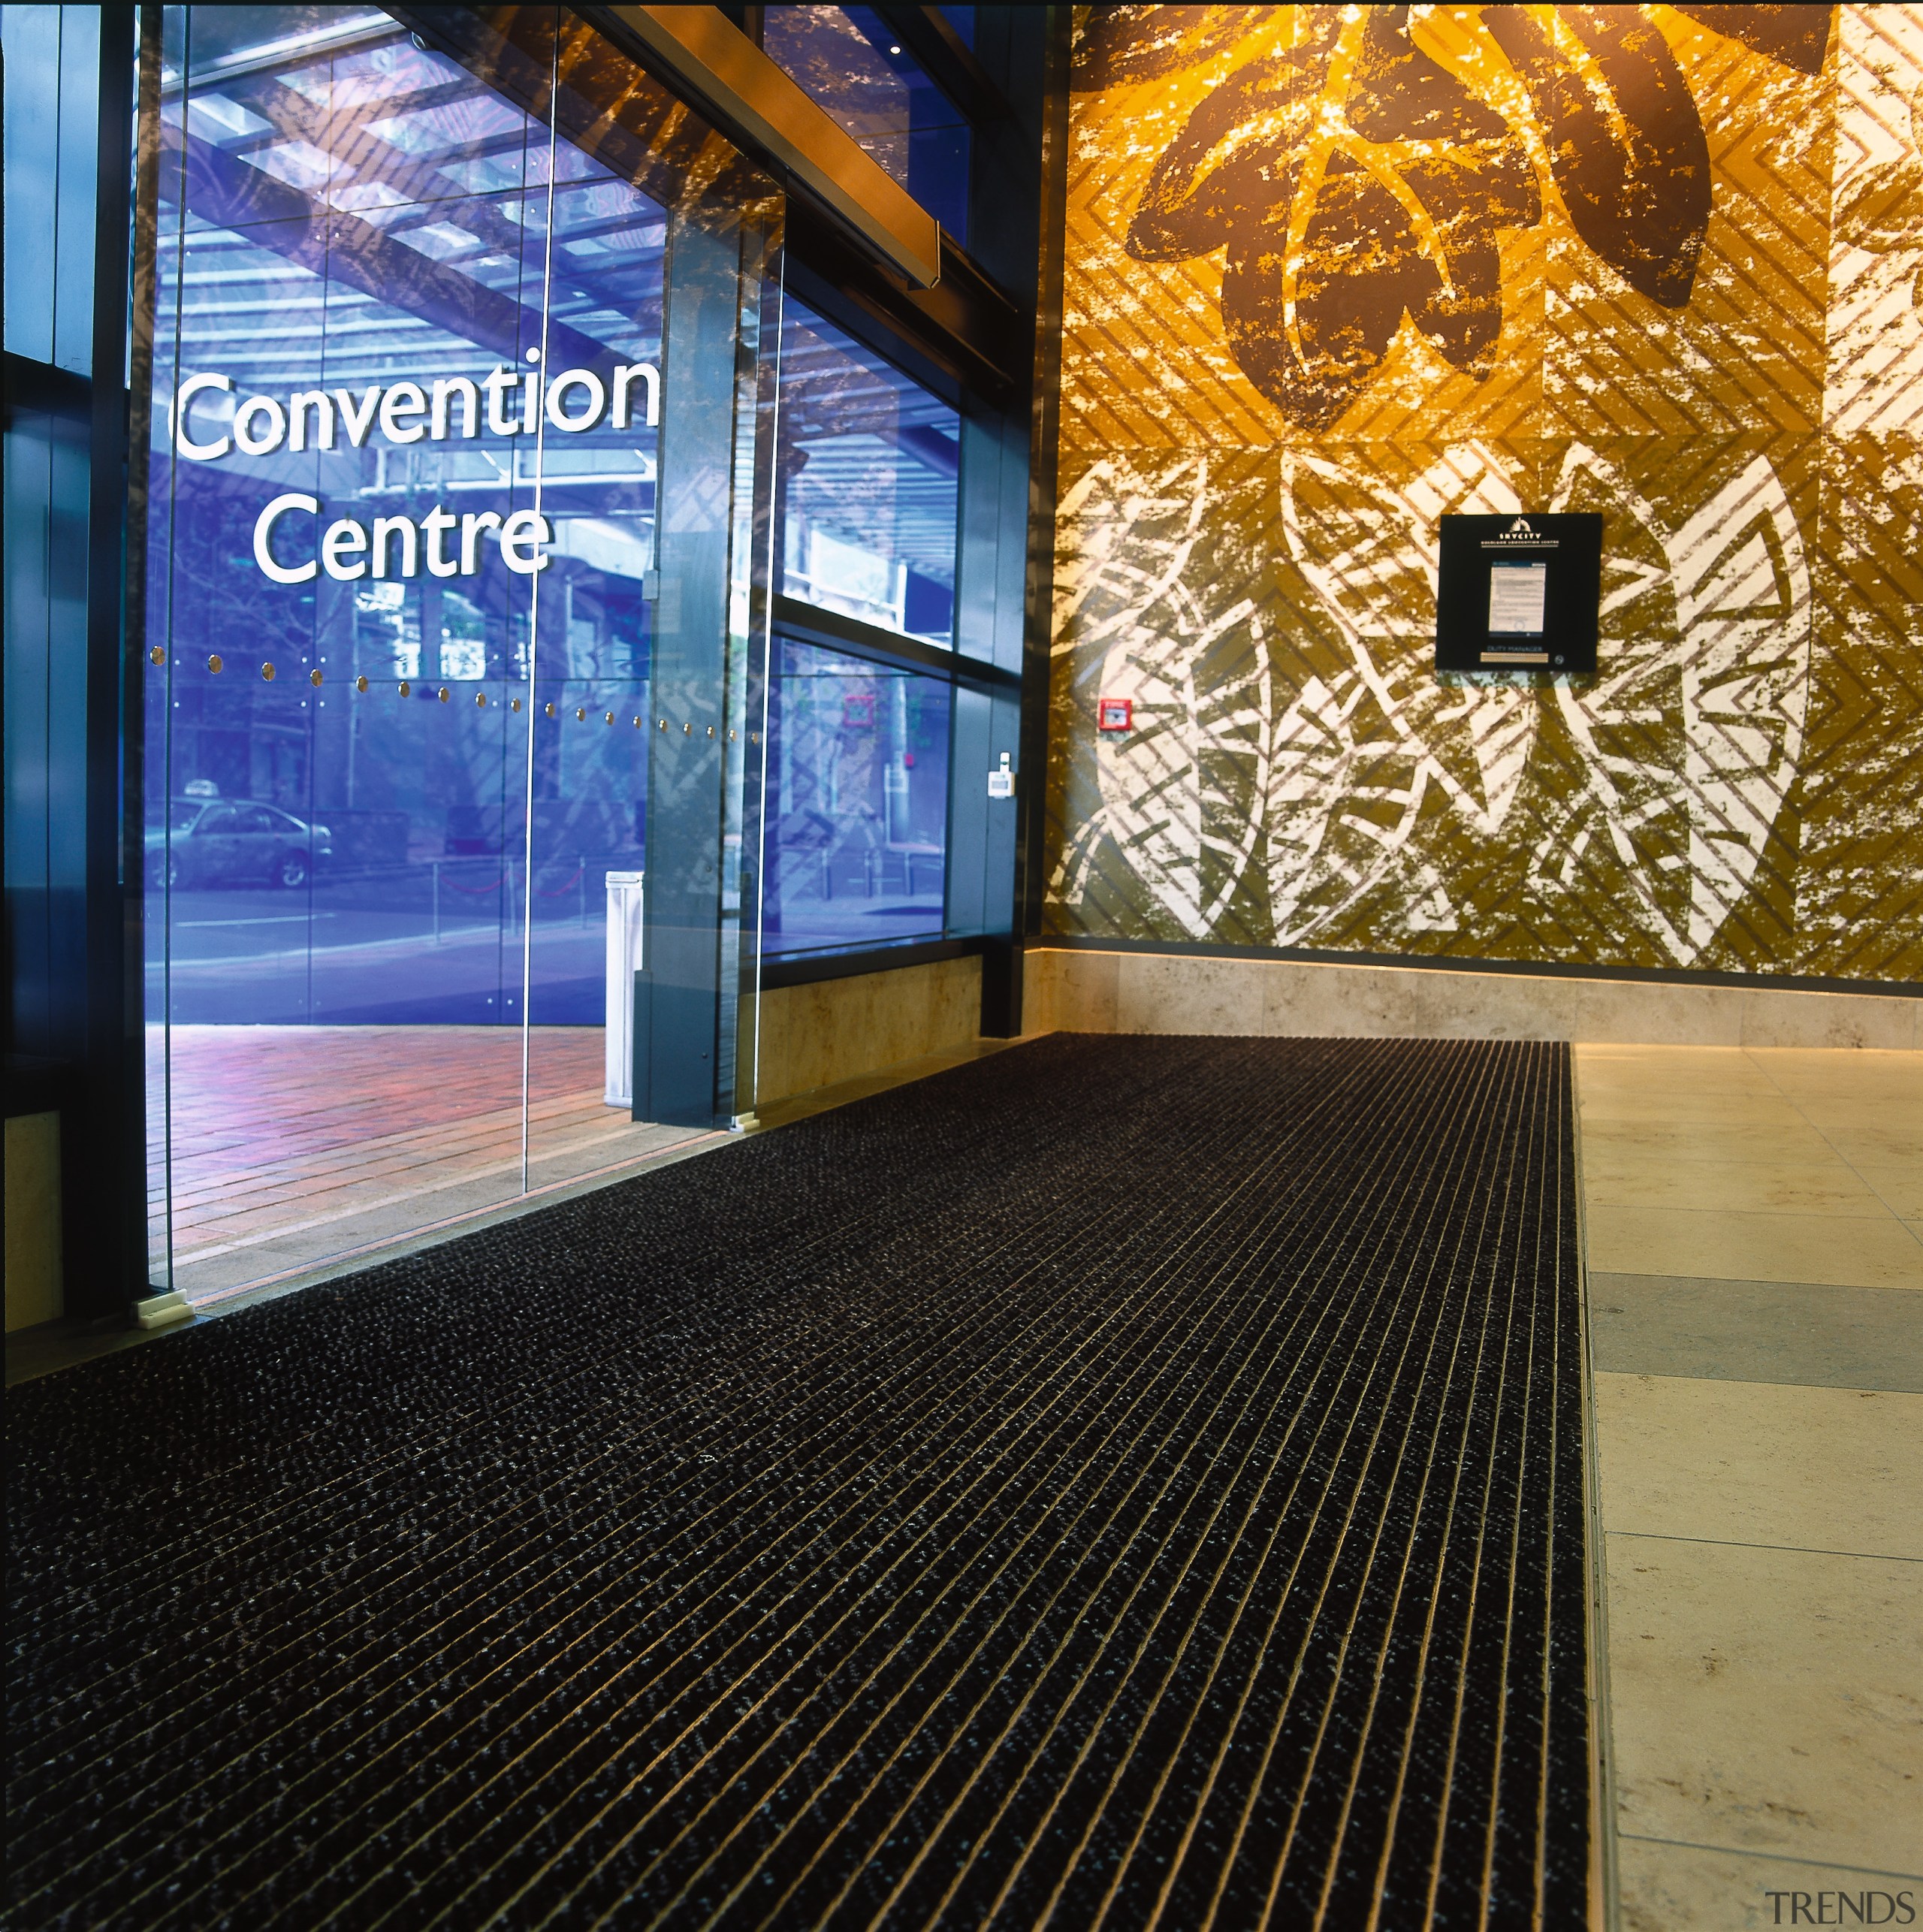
1097,697,1133,732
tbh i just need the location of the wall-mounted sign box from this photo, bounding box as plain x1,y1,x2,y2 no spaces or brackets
1435,512,1602,674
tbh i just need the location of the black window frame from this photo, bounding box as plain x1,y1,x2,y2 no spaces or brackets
735,5,1055,1027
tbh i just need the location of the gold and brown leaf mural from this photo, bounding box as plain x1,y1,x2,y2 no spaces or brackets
1047,3,1922,980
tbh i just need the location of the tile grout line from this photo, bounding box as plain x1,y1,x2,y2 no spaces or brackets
1595,1367,1923,1394
1588,1269,1921,1288
1742,1046,1923,1252
1607,1529,1921,1564
1614,1833,1923,1884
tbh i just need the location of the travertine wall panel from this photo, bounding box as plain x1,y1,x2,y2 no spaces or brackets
1048,5,1922,982
1024,947,1920,1050
754,955,981,1103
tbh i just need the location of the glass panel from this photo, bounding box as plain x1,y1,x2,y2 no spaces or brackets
143,0,192,1291
521,137,662,1181
146,7,545,1300
777,300,959,647
760,638,951,961
138,4,781,1302
521,9,780,1165
462,29,669,1190
759,6,970,240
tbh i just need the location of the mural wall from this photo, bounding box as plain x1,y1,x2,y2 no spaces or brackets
1046,3,1922,980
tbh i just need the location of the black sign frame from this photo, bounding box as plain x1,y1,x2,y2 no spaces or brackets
1435,512,1603,674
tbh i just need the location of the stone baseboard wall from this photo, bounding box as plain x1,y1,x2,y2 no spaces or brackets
1023,948,1918,1049
753,953,984,1107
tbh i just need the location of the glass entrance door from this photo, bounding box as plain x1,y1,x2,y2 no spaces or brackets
139,4,780,1305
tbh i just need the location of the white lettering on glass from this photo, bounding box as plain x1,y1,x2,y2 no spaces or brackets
613,363,659,428
336,385,382,448
173,373,234,460
289,391,335,452
421,505,459,578
252,501,548,582
171,364,663,451
500,510,552,574
460,510,503,573
233,395,286,457
482,366,521,436
183,360,632,581
322,518,368,580
431,376,478,440
546,370,605,433
371,515,418,579
254,494,318,584
379,382,428,445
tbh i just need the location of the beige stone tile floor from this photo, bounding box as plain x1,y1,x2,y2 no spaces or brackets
1580,1045,1923,1930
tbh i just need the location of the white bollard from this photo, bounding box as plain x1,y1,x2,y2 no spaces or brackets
603,871,645,1107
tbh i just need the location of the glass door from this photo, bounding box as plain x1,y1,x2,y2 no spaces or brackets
139,4,781,1306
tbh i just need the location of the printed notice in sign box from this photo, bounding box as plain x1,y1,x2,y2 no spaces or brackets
1435,512,1602,675
1487,562,1547,636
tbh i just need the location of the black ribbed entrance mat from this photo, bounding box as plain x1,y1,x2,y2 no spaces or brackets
8,1035,1589,1929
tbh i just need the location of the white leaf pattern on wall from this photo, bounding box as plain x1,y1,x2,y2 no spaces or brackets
1051,444,1810,967
1827,7,1923,434
1055,457,1275,936
1668,455,1812,952
1049,4,1915,978
1266,446,1534,941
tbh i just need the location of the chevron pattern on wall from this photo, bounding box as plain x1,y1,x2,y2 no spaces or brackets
1049,4,1921,981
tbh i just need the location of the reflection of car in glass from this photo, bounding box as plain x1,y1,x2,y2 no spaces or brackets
148,798,333,889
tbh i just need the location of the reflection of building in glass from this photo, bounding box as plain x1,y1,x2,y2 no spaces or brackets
761,6,971,239
763,641,951,959
146,6,666,1028
762,288,963,961
12,0,1034,1321
777,301,960,645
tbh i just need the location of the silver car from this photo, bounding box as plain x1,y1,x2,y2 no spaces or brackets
148,798,334,889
